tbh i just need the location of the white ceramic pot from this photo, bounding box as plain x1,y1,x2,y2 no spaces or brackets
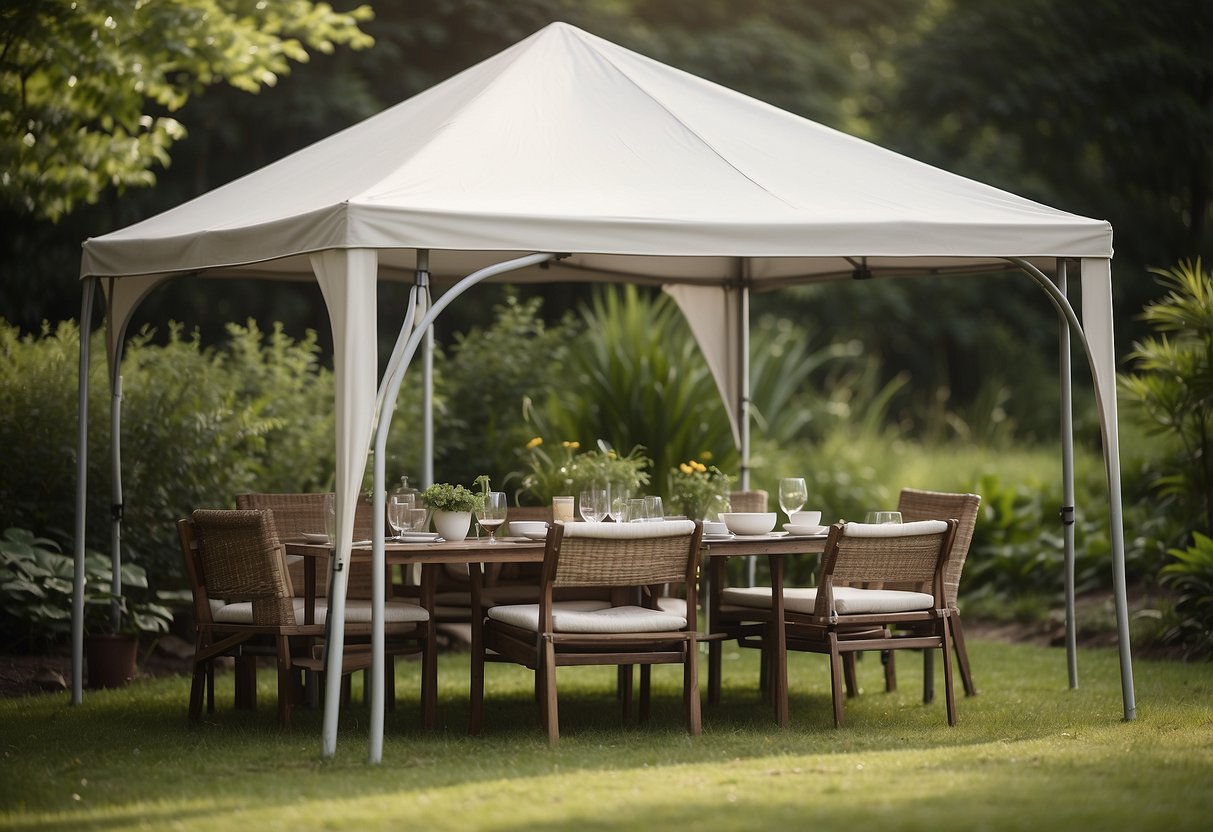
432,510,472,542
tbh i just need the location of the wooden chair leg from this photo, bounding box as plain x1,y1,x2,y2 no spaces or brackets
843,652,859,698
952,614,977,696
620,665,634,723
940,620,957,726
422,625,438,729
541,638,559,745
828,636,845,727
638,665,651,723
883,649,897,692
469,636,485,735
759,644,770,698
190,663,207,720
922,649,936,704
235,655,257,710
385,656,396,712
707,640,722,705
206,661,215,713
275,636,293,730
685,642,702,735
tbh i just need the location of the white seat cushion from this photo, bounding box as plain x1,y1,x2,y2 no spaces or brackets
559,519,696,539
720,585,934,615
488,599,686,633
210,598,429,624
656,596,687,616
844,519,947,538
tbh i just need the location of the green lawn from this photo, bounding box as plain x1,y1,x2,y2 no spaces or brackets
1,639,1210,830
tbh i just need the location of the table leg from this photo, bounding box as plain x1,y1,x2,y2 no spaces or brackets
768,554,789,728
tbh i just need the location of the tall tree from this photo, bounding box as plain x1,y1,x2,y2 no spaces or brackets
0,0,373,221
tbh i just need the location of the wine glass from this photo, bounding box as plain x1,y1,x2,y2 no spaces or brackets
477,491,507,544
405,507,429,534
387,494,413,540
864,511,903,524
778,477,808,522
579,486,606,523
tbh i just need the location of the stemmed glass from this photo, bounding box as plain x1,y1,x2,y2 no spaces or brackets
864,511,903,524
579,486,607,523
610,487,631,523
778,477,808,523
387,494,413,540
477,491,507,544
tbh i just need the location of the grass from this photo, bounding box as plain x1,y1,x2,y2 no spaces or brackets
1,640,1211,831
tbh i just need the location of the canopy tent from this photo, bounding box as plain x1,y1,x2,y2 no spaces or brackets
77,21,1131,760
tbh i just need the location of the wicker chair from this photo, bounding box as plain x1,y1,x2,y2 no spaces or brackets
178,508,435,728
884,488,982,700
719,519,960,726
470,520,704,744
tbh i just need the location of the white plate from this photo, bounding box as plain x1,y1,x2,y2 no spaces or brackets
396,532,441,542
302,533,330,544
732,532,788,540
702,533,735,541
784,523,828,536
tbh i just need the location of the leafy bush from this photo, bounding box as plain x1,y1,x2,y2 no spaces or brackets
0,318,337,591
1161,533,1213,657
0,527,172,653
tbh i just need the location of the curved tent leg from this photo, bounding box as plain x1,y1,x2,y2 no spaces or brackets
72,278,99,704
1013,257,1135,720
367,251,557,763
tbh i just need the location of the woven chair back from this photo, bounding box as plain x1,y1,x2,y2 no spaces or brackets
190,509,296,625
814,520,954,620
548,524,699,588
897,488,981,609
729,490,768,513
234,492,377,599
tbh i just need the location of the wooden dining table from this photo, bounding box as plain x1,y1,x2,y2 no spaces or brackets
285,530,827,727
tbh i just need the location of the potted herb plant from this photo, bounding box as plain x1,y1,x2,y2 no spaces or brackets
421,482,486,542
669,460,733,520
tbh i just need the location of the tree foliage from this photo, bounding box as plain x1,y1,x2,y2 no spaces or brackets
0,0,373,220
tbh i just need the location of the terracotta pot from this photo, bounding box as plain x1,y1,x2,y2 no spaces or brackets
85,633,138,689
432,510,472,542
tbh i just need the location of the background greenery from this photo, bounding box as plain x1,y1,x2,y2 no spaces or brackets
1,1,1211,656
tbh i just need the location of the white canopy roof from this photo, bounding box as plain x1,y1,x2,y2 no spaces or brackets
80,21,1111,286
74,22,1132,751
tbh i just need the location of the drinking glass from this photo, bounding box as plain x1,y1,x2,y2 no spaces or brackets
778,477,808,522
579,486,607,523
405,507,429,533
610,488,632,523
552,495,575,524
323,493,337,543
477,492,508,544
642,495,664,522
387,494,413,539
864,511,903,524
624,498,646,523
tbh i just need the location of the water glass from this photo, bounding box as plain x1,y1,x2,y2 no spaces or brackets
610,488,631,522
642,495,664,522
624,498,646,523
864,511,903,524
405,507,429,533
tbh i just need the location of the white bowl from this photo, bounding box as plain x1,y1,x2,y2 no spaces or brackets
702,520,728,536
784,523,828,536
789,510,822,527
509,520,549,538
720,512,777,536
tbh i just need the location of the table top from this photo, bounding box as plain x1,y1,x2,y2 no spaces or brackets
284,532,826,563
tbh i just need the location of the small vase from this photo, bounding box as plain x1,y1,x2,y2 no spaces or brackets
432,510,472,542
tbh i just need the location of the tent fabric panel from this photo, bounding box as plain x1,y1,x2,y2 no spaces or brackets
665,283,743,446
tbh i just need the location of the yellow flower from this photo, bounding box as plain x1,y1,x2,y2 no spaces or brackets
693,461,707,473
561,440,580,450
526,436,543,450
700,450,713,461
679,463,693,475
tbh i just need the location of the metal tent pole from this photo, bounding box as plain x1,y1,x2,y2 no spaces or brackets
72,278,98,704
1012,257,1134,719
1057,260,1079,688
